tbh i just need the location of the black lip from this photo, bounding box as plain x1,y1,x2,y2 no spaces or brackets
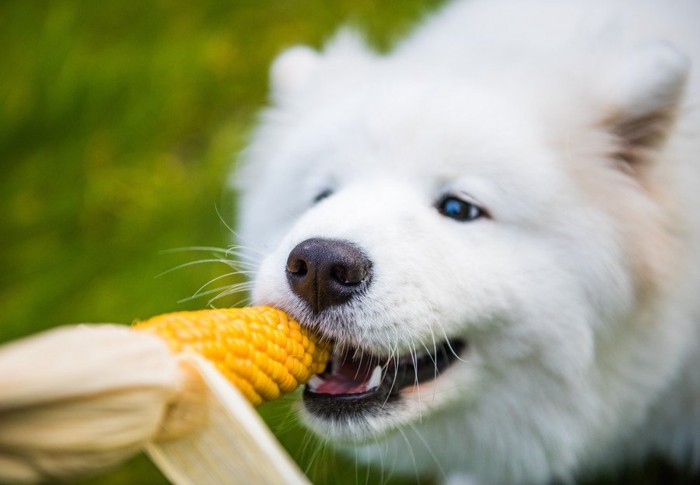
303,339,466,420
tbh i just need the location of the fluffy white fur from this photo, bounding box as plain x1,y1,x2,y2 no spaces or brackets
233,0,700,483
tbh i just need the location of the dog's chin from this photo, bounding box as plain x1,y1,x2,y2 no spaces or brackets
298,335,467,442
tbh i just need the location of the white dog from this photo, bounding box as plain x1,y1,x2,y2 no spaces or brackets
233,0,700,483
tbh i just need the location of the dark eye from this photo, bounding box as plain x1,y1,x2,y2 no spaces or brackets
313,189,333,204
437,195,485,221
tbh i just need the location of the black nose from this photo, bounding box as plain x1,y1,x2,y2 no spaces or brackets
286,238,372,314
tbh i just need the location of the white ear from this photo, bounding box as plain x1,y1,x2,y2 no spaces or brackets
270,45,320,102
602,42,690,165
323,27,373,59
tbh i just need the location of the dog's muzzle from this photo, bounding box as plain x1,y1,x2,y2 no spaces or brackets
285,237,467,420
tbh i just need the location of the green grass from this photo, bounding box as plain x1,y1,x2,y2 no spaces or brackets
2,1,693,484
0,1,442,483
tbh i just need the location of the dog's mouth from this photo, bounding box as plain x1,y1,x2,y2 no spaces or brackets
303,338,466,417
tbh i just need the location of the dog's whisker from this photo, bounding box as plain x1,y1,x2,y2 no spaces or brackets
433,319,470,364
298,429,320,480
407,422,448,482
352,445,359,485
301,430,326,478
214,206,251,248
181,281,253,303
413,334,441,404
159,245,259,270
408,337,423,414
425,322,442,401
205,283,255,307
191,272,246,297
159,245,233,255
380,337,401,409
396,427,421,485
382,431,400,485
222,246,263,264
155,258,246,279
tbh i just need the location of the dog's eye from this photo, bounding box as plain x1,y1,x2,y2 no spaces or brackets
313,189,333,204
437,195,485,221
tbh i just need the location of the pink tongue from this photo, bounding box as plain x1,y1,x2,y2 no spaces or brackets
315,356,376,395
315,375,369,395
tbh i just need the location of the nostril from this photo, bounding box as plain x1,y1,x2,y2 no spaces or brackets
285,238,373,313
287,258,308,277
332,265,349,285
332,263,364,286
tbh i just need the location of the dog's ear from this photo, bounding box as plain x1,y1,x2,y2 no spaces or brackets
270,29,374,104
601,42,690,167
270,45,321,103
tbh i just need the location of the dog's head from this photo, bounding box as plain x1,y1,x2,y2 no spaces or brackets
233,29,690,476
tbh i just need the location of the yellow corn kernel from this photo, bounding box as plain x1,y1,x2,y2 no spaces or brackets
134,307,330,406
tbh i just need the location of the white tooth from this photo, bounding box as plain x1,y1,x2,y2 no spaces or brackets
367,365,383,390
307,376,325,391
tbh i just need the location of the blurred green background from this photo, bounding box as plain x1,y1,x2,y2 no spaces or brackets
1,0,693,484
0,0,443,483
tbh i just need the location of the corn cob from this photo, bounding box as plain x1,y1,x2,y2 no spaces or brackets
134,306,330,407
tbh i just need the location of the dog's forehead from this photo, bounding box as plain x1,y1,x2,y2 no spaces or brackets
241,63,575,227
287,73,552,179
